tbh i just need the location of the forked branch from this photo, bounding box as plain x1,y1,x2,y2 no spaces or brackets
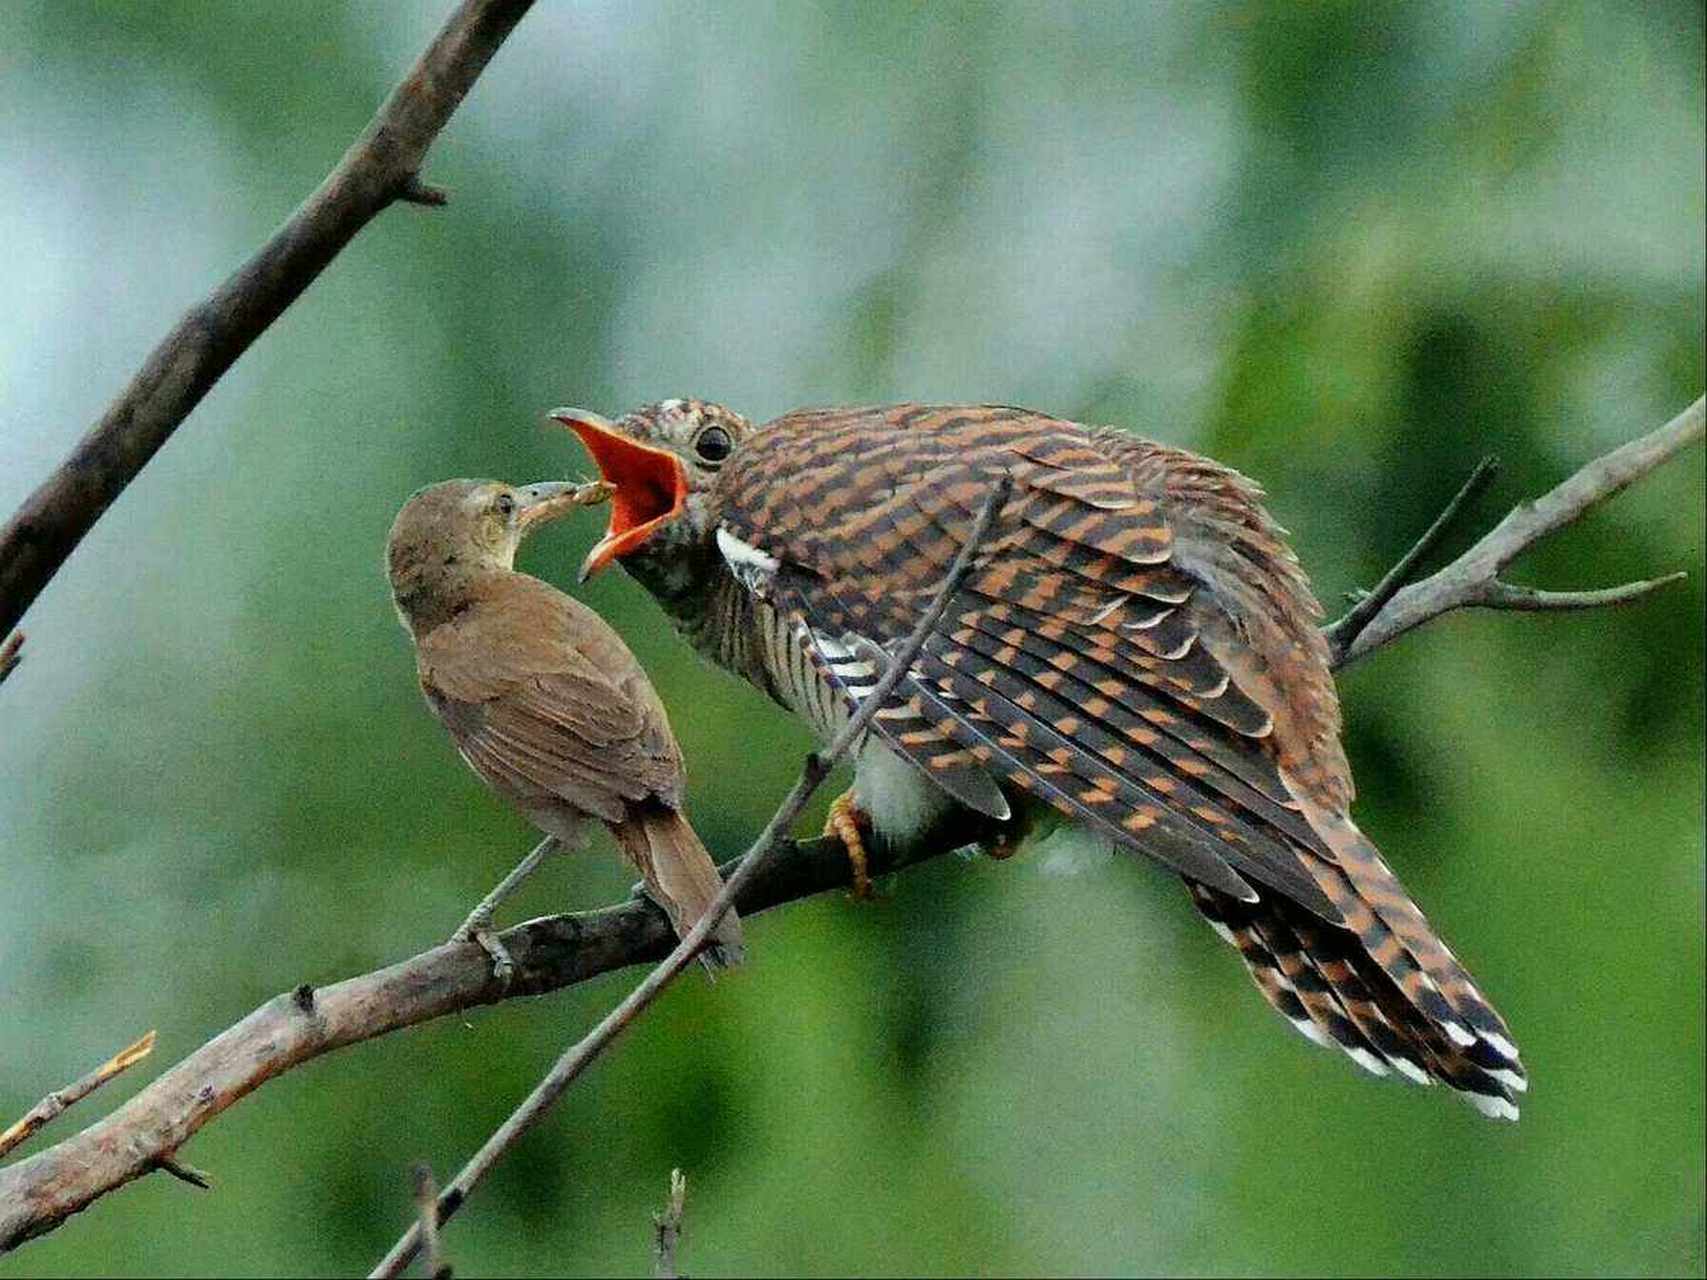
1328,396,1703,666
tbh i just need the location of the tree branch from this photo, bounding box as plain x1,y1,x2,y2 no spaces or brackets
0,1031,156,1160
652,1169,687,1280
0,0,536,643
0,630,23,688
412,1164,451,1280
1,406,1698,1257
1328,396,1702,667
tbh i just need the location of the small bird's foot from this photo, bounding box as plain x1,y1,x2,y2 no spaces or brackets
983,829,1019,861
452,910,515,989
824,791,875,900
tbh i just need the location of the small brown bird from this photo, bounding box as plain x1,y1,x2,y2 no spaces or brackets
386,477,744,979
554,399,1525,1117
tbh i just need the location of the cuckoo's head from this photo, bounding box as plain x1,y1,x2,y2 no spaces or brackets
386,478,611,632
551,399,753,585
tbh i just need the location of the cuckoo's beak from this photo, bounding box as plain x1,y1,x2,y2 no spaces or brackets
551,407,689,582
515,479,613,534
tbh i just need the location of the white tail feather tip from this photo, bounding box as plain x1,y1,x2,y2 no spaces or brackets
1481,1030,1522,1064
1489,1067,1528,1094
1346,1047,1390,1078
1392,1057,1433,1087
1467,1092,1520,1121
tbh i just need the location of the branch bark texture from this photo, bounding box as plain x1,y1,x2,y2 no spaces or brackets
0,0,535,640
0,832,942,1252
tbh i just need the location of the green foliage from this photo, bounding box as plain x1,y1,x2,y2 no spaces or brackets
1,2,1701,1275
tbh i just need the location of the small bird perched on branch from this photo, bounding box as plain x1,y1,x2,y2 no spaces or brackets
386,478,744,980
555,399,1525,1117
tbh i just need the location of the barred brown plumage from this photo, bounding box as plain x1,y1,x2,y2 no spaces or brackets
556,398,1527,1118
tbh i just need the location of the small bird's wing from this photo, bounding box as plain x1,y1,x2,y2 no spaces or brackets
418,581,685,822
716,402,1336,915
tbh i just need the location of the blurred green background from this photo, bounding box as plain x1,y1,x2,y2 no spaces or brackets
2,2,1702,1276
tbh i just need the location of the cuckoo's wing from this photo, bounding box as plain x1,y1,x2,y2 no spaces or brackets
721,402,1524,1109
418,587,685,822
718,402,1337,917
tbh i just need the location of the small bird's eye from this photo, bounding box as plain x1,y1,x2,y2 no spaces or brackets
494,493,516,518
695,425,733,464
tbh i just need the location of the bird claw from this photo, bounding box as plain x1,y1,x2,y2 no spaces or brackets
452,916,515,989
824,792,877,900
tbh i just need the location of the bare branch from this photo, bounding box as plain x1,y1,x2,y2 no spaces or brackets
1324,456,1500,663
370,477,1015,1279
153,1157,212,1191
0,827,966,1255
0,0,537,642
1478,575,1690,611
1,404,1694,1257
652,1168,687,1280
0,1030,156,1160
413,1164,452,1280
0,630,22,688
1330,396,1703,668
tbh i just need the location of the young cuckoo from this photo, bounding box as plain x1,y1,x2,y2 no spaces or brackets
554,399,1525,1118
386,478,744,979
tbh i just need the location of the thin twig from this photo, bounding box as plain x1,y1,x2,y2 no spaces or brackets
0,1030,156,1160
413,1164,451,1280
1330,396,1703,667
652,1168,687,1280
0,630,22,687
369,476,1014,1279
153,1157,212,1190
0,0,537,641
1324,456,1500,664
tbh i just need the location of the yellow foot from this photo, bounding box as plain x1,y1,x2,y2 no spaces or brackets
824,791,874,900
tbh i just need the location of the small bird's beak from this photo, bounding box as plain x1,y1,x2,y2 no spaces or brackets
549,407,690,582
515,479,614,533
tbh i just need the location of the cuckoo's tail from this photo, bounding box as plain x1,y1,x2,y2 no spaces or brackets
611,805,746,972
1188,817,1524,1119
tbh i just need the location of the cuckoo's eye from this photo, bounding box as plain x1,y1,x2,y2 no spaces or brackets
694,425,733,464
494,492,517,518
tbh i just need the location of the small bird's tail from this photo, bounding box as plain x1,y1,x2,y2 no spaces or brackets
611,805,746,972
1188,815,1525,1119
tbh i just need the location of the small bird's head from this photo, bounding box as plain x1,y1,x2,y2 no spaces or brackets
386,478,611,632
550,399,753,586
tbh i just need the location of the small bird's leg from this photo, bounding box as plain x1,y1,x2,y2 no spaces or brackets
823,790,874,900
453,835,560,985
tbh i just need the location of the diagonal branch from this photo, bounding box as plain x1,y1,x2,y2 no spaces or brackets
1324,456,1500,660
0,406,1697,1257
0,0,537,644
0,630,23,689
368,476,1014,1278
652,1169,688,1280
1328,396,1703,667
0,1031,156,1160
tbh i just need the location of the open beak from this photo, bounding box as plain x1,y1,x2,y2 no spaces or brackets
515,479,614,534
549,407,689,582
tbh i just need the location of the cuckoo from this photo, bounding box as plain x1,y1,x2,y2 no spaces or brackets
554,399,1525,1117
387,477,744,980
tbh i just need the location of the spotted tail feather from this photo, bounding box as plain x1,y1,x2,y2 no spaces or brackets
1189,862,1525,1119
